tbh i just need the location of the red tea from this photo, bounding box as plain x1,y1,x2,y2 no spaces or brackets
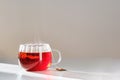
18,52,52,71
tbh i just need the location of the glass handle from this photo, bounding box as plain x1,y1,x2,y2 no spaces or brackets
52,49,62,65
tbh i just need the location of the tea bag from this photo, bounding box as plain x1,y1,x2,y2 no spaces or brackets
56,68,67,71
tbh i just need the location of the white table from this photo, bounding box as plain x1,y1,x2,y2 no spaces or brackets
0,60,120,80
0,63,81,80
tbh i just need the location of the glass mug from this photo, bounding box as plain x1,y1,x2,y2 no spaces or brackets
18,43,61,71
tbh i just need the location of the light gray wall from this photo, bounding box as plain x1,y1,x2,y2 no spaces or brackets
0,0,120,64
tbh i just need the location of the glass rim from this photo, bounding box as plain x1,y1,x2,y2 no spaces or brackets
19,43,49,46
19,43,51,52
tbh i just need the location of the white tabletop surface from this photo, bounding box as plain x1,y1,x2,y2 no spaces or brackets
0,63,81,80
1,59,120,80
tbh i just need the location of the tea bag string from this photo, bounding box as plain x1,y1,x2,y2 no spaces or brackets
39,46,42,61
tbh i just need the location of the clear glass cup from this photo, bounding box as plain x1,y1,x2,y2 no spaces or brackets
18,43,61,71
